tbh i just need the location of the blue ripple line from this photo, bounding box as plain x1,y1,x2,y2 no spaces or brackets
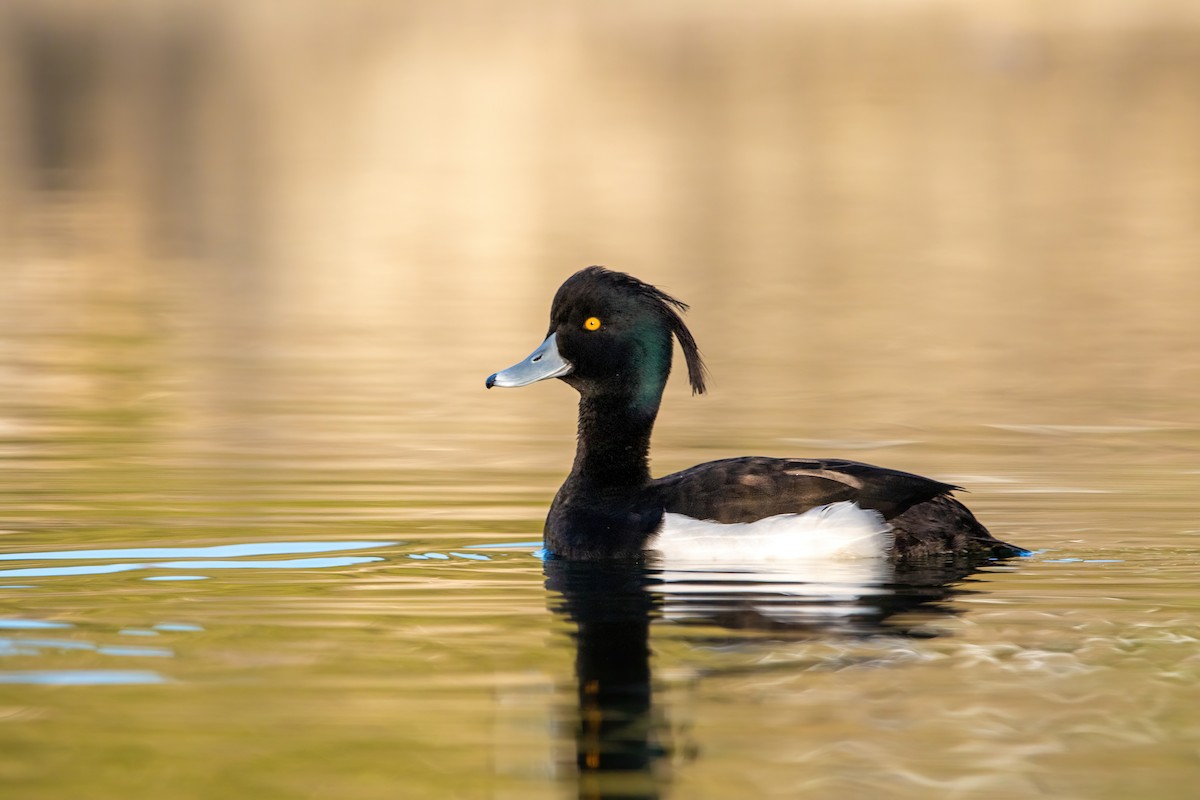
0,541,396,562
0,637,95,651
0,619,73,629
0,555,383,578
0,670,168,685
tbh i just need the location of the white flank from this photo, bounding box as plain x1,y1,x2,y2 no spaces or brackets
650,504,895,620
649,501,893,563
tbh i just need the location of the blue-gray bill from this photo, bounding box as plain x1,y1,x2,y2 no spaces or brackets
486,332,574,388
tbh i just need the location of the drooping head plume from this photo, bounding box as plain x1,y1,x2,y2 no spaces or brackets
552,266,708,395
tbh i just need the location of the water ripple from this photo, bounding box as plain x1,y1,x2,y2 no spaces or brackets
0,619,72,630
0,670,168,685
0,541,396,578
0,541,395,562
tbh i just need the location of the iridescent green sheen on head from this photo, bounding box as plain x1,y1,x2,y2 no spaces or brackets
630,318,673,413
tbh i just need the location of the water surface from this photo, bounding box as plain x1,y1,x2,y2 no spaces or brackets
3,3,1200,798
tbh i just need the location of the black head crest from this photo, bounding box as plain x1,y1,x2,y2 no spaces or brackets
570,266,708,395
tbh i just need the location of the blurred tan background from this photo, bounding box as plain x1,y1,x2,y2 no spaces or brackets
2,0,1198,482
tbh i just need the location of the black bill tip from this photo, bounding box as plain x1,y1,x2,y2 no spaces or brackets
485,373,497,389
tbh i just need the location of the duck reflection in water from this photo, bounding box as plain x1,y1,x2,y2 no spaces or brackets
544,553,1013,800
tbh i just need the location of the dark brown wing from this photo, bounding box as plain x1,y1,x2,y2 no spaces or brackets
649,457,958,523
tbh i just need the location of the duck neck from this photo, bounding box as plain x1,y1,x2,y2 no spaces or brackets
569,391,660,490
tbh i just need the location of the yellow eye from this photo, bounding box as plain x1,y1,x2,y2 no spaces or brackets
583,316,601,331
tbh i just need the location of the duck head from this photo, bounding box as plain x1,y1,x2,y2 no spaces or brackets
487,267,707,412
